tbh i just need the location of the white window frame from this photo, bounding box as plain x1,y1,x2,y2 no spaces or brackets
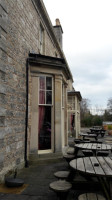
38,75,53,106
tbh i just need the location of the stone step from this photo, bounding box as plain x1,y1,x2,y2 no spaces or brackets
29,152,63,165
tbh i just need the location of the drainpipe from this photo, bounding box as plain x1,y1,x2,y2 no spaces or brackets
24,58,29,168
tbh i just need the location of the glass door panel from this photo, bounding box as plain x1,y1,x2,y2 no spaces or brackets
38,106,51,150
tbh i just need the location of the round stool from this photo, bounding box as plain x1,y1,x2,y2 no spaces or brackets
78,193,106,200
63,154,75,164
54,171,70,180
49,180,72,200
67,147,75,155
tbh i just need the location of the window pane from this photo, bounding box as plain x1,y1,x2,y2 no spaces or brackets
46,77,52,90
39,77,45,89
38,106,51,150
46,91,52,104
39,90,45,104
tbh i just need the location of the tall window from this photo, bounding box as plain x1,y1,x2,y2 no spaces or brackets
38,76,53,150
39,24,44,54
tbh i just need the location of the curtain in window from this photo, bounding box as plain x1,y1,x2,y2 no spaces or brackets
38,106,45,134
39,77,45,104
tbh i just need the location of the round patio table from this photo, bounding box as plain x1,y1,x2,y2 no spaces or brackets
74,143,111,156
90,128,106,137
70,156,112,200
79,133,98,140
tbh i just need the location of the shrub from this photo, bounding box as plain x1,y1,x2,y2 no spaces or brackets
108,125,112,130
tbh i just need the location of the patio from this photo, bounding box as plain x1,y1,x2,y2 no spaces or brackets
0,129,112,200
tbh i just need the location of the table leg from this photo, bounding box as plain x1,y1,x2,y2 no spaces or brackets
67,168,76,182
57,191,69,200
95,136,98,141
74,147,79,157
98,177,111,200
109,179,112,200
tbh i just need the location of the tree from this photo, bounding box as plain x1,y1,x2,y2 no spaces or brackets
103,110,111,121
102,98,112,121
80,98,91,127
80,98,90,116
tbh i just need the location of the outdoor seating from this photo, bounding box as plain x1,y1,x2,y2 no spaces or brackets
63,154,75,164
49,180,72,200
90,127,106,137
82,150,93,157
81,140,90,143
90,140,102,144
74,143,111,157
70,156,112,200
100,129,106,137
74,138,90,144
74,139,82,144
78,193,106,200
96,150,109,156
66,147,75,155
79,133,98,141
54,171,70,180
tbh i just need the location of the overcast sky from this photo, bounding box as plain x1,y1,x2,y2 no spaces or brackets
43,0,112,112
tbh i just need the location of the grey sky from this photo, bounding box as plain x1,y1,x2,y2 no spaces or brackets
43,0,112,112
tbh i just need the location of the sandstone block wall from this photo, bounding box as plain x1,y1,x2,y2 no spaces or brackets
0,0,62,182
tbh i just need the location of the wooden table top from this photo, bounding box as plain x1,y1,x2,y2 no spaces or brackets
74,143,111,151
90,128,106,133
90,128,102,131
70,156,112,177
80,133,97,137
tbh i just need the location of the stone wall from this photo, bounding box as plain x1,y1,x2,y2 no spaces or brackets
0,0,63,182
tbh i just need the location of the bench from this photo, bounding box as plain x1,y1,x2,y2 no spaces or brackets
80,133,98,141
49,180,72,200
74,139,82,144
82,150,93,157
54,171,70,180
81,140,90,143
78,193,106,200
74,139,90,143
97,150,109,156
90,140,102,144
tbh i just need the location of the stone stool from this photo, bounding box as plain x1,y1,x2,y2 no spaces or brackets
63,154,75,164
54,171,70,180
78,193,106,200
49,180,72,200
67,147,75,155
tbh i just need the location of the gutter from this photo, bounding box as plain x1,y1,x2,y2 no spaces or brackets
24,58,29,168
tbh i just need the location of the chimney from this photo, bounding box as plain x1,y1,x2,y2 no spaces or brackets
53,18,63,49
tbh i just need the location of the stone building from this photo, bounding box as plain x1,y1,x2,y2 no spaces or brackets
0,0,81,182
68,91,82,138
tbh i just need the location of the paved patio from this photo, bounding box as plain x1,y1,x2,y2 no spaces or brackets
0,129,112,200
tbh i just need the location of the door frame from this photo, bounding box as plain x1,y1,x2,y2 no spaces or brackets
37,74,54,154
